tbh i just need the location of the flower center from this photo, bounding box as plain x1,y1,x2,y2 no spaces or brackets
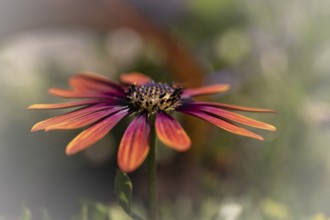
126,82,183,114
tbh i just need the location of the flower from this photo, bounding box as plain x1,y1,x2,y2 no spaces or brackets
28,72,276,173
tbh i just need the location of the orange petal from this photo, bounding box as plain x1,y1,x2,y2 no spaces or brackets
193,101,276,113
180,109,264,140
199,106,276,131
46,107,128,131
65,109,128,155
69,73,124,92
31,105,113,132
27,100,104,110
182,84,230,97
117,113,150,173
48,88,116,98
155,112,191,151
119,72,152,85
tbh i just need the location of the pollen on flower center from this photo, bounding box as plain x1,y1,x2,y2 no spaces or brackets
126,82,183,114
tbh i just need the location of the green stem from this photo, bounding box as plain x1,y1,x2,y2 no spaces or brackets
147,118,158,220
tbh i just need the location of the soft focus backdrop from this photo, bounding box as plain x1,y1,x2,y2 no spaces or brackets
1,0,330,219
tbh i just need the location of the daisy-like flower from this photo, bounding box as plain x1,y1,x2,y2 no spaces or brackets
28,72,276,173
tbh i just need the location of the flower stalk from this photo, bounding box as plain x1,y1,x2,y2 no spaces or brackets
147,116,158,220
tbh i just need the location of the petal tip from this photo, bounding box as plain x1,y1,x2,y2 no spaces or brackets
65,146,76,156
244,132,264,141
171,134,191,152
27,104,46,110
48,88,56,93
223,84,231,91
31,123,43,132
117,145,150,173
118,149,149,173
176,141,192,152
118,165,135,173
269,125,277,131
256,136,264,141
31,127,38,132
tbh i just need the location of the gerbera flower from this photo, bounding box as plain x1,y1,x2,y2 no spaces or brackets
28,72,276,173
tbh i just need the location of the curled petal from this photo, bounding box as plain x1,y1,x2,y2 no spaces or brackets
197,106,276,131
31,104,115,132
182,84,230,97
179,109,264,140
120,72,152,85
65,109,129,155
155,112,191,151
118,113,150,173
189,101,276,113
69,73,124,93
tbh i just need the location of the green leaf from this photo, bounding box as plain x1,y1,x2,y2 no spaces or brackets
114,169,133,215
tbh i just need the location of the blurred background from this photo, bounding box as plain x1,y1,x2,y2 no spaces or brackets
1,0,330,219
